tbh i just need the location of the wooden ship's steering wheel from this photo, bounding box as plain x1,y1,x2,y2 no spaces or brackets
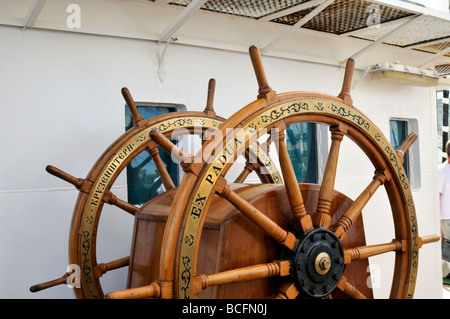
32,45,439,299
104,46,439,299
30,79,281,299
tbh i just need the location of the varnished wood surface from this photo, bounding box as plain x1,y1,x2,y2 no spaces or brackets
33,46,440,300
128,182,373,298
104,46,440,300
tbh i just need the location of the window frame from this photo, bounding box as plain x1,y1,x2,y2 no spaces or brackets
125,102,186,206
284,122,328,184
389,117,421,190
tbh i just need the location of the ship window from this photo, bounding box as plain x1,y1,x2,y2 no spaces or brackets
389,118,421,190
437,90,449,162
125,102,186,206
285,123,328,184
286,122,318,183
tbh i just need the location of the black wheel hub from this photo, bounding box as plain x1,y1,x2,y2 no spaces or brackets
293,228,345,298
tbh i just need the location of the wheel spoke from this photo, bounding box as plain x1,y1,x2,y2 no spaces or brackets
249,45,277,101
30,257,130,293
332,171,388,240
106,280,172,299
203,78,216,116
312,124,348,228
274,281,300,299
337,58,355,106
216,177,297,250
150,130,194,170
45,165,92,193
344,240,404,264
337,276,367,299
147,146,176,190
252,136,274,183
122,87,145,127
419,235,441,247
396,132,417,165
30,273,71,292
234,162,258,183
272,127,312,233
107,260,291,299
234,136,274,183
102,190,139,215
261,134,272,153
94,256,130,279
234,141,260,183
194,260,291,294
339,236,440,284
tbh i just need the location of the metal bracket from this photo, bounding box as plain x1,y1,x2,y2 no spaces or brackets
23,0,47,32
157,37,177,83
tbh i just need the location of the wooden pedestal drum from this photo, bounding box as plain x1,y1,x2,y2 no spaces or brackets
128,183,373,299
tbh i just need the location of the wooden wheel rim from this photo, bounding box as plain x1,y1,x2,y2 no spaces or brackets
69,111,281,299
162,92,418,299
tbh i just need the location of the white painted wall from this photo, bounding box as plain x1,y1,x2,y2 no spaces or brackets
413,0,449,12
0,9,444,299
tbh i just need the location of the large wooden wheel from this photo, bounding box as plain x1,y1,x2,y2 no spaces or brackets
106,46,439,299
30,80,281,299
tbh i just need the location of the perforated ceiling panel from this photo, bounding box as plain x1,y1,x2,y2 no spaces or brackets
415,41,450,57
436,64,450,76
350,15,450,47
271,0,412,34
164,0,450,63
170,0,311,19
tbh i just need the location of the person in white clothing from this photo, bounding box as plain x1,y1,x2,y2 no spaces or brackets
439,141,450,281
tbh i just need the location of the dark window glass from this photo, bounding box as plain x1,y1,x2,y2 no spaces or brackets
285,122,318,183
390,119,409,176
125,105,179,206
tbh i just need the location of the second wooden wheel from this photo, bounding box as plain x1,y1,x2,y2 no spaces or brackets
30,79,281,299
106,46,439,299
